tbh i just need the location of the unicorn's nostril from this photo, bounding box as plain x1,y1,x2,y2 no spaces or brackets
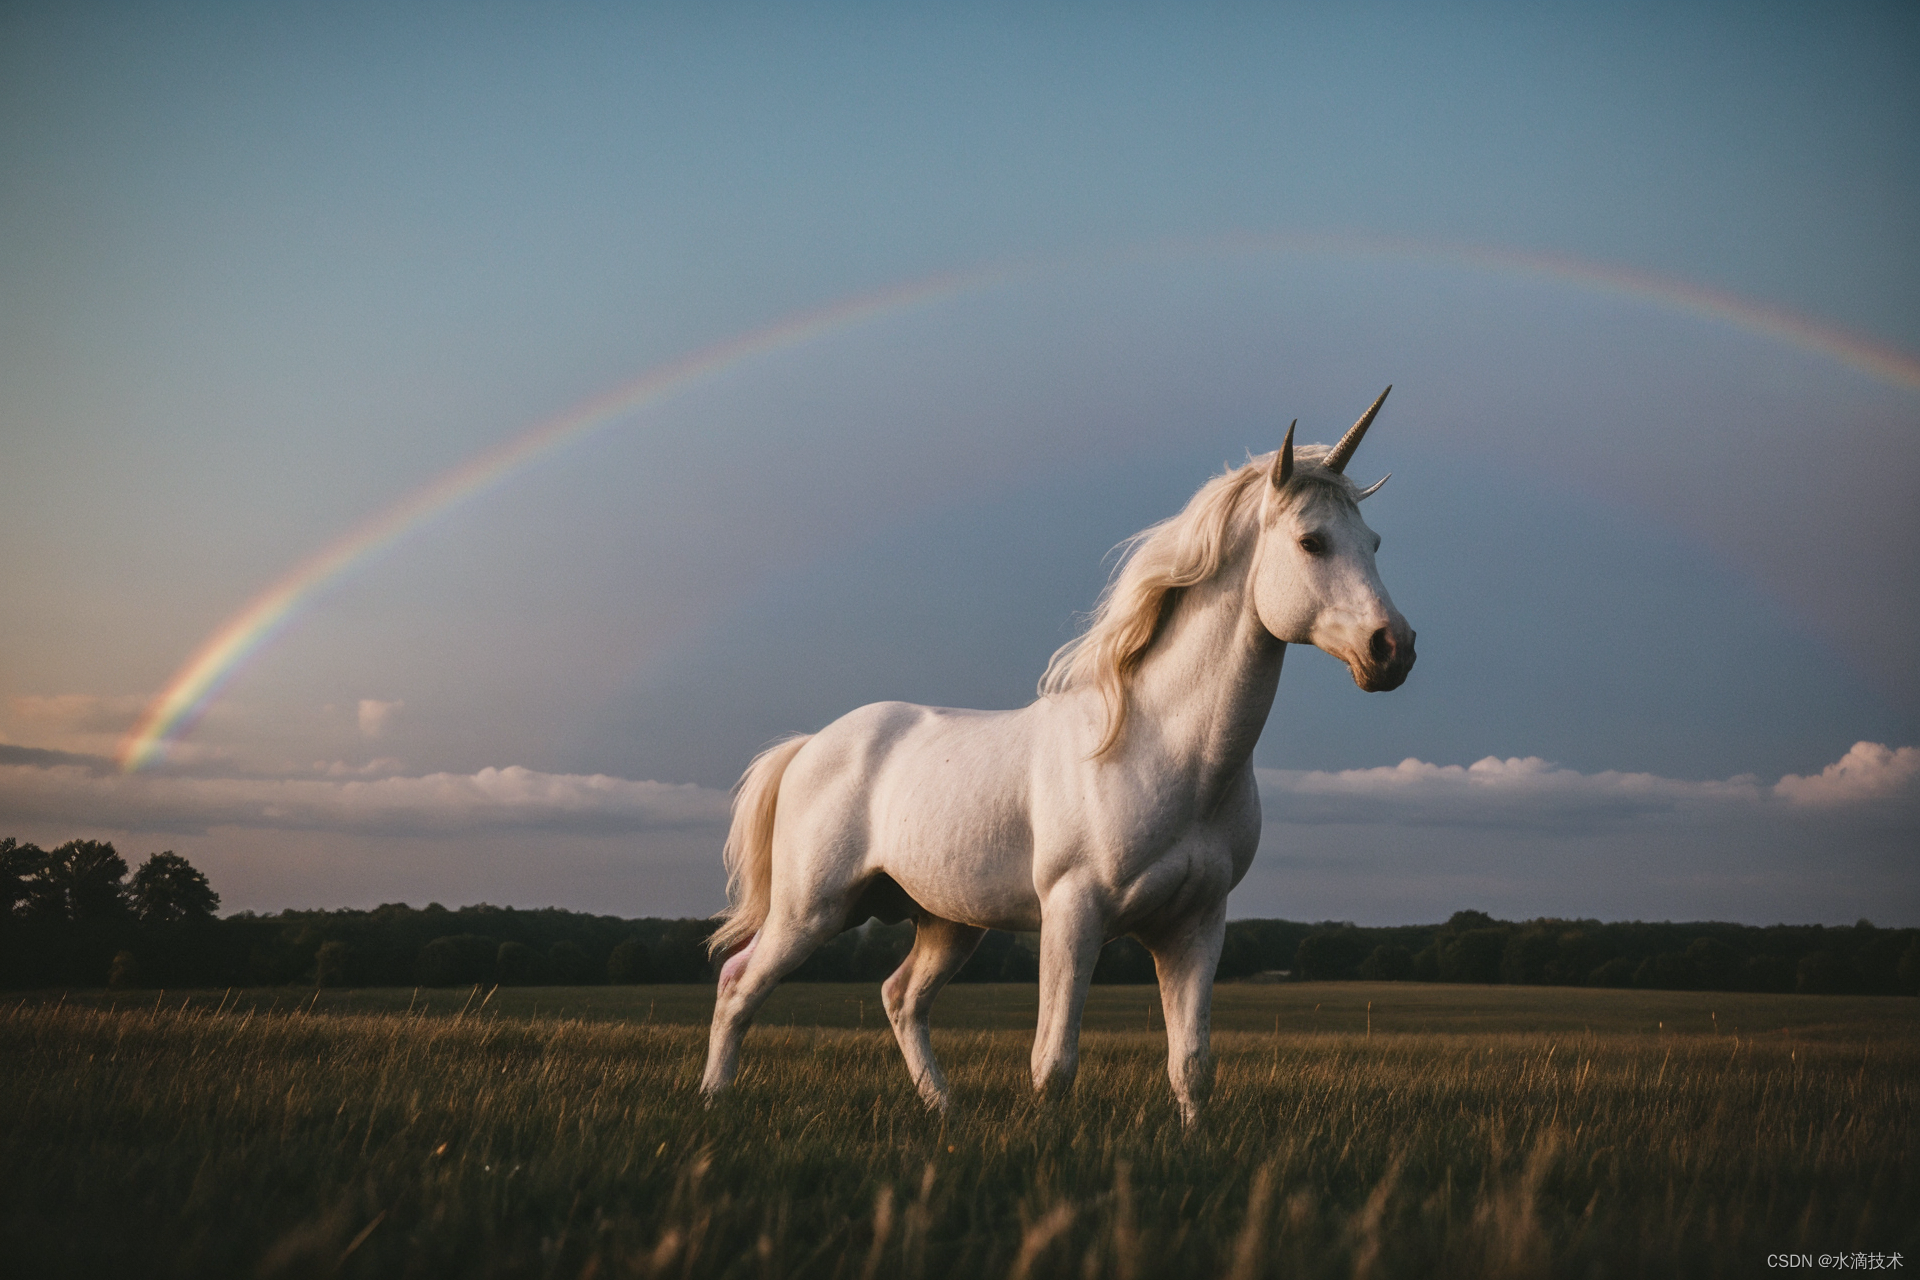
1369,628,1394,663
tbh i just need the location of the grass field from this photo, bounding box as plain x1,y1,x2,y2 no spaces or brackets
3,983,1914,1277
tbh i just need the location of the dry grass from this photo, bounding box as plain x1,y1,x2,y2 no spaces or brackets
2,986,1913,1277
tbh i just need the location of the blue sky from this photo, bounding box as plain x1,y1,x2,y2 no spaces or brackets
1,2,1915,922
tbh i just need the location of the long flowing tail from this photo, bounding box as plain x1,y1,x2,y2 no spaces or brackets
708,733,812,958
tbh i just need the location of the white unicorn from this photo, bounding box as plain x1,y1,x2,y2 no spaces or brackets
701,389,1416,1124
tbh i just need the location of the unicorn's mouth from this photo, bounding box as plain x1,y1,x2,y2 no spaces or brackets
1353,656,1414,692
1351,625,1416,691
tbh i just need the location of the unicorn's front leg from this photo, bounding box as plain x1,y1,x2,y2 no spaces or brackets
1145,902,1227,1127
1030,891,1103,1100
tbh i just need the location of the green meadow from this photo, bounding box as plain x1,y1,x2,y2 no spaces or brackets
3,983,1914,1277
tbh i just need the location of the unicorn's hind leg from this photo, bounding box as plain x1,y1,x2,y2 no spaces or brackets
700,903,845,1101
880,915,985,1111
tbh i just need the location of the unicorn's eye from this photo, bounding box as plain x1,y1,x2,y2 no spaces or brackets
1299,533,1326,556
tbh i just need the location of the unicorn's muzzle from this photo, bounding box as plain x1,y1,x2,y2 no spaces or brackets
1354,621,1416,692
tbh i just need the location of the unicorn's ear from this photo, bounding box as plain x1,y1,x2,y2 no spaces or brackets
1269,420,1296,490
1356,473,1390,500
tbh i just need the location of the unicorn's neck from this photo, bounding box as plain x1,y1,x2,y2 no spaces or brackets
1120,544,1283,797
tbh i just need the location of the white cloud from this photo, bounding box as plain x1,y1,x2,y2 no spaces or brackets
0,762,731,836
1772,742,1920,806
1243,743,1918,924
2,692,248,766
357,698,403,738
0,742,1911,923
7,693,148,733
1258,742,1917,830
6,743,1912,841
2,692,150,758
317,758,404,777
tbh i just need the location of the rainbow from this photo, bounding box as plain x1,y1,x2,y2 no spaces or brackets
113,267,1002,771
115,236,1920,771
1302,233,1920,393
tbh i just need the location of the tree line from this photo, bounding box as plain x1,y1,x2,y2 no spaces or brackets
1263,909,1919,996
3,838,1916,994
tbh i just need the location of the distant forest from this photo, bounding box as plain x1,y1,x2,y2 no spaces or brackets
4,837,1918,995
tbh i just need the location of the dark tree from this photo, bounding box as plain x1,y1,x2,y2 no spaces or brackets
1092,937,1156,984
1438,928,1507,984
654,920,718,982
1743,954,1796,993
1295,929,1368,981
1796,951,1847,995
129,852,220,923
547,940,593,985
1849,930,1909,994
1549,929,1615,986
607,938,651,984
851,923,914,981
1589,957,1637,987
1899,936,1920,996
416,934,497,987
996,935,1040,981
1,838,47,917
948,929,1041,983
108,949,142,989
497,940,543,986
31,840,129,921
1685,937,1742,990
1411,944,1440,982
1500,928,1558,985
1358,944,1414,981
314,940,352,987
1633,952,1697,990
1214,925,1267,980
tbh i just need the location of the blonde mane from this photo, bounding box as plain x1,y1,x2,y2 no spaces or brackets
1039,445,1358,755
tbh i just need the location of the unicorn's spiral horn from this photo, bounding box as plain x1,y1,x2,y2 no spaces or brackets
1322,385,1391,474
